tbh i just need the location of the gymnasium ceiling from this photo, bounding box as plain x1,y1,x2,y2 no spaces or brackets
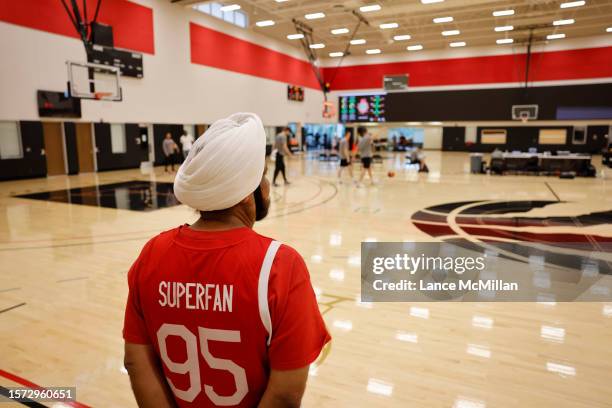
175,0,612,58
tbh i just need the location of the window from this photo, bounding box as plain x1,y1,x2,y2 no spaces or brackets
211,2,222,18
387,127,425,144
193,2,249,28
110,123,126,154
234,11,247,28
481,129,507,144
0,121,23,159
539,129,567,145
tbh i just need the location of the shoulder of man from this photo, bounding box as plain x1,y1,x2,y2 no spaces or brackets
273,242,304,265
137,227,180,262
253,233,304,266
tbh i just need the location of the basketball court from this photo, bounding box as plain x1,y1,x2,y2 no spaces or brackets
1,1,612,407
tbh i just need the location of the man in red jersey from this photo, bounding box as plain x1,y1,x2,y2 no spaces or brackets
123,113,330,407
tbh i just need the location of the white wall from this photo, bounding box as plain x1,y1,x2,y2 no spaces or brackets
0,0,325,126
423,127,442,150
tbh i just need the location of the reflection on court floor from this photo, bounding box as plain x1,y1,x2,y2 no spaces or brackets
16,181,178,211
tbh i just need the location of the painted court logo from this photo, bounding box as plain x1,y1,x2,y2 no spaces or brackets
361,201,612,302
411,200,612,275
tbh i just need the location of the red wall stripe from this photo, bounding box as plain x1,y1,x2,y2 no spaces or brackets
0,0,154,54
190,22,320,89
322,46,612,90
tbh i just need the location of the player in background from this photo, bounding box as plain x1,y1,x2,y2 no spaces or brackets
123,113,330,407
273,127,293,187
337,129,354,184
162,132,179,173
179,129,195,161
357,126,375,185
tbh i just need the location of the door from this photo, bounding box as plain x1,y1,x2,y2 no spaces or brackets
196,124,207,138
42,122,65,176
76,122,95,172
442,127,466,151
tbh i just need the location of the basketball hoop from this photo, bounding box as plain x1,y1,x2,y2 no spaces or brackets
66,60,122,101
512,104,538,122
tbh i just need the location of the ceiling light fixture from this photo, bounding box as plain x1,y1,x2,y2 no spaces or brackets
331,28,350,34
553,19,575,26
305,12,325,20
380,22,399,29
360,4,382,12
309,43,325,49
496,38,514,44
495,25,514,31
450,41,466,47
433,16,453,23
442,29,460,36
329,52,344,57
350,39,367,45
560,1,585,8
220,4,240,12
493,9,514,16
421,0,444,3
287,33,304,40
607,27,612,32
547,33,566,39
366,48,382,54
393,34,412,41
255,20,275,27
407,44,423,51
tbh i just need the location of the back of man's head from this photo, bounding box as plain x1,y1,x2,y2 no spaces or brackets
173,113,266,213
357,126,367,136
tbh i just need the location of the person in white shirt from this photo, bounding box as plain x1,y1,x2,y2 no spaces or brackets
179,130,195,160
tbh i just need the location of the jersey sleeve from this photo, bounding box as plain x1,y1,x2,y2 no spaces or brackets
122,238,155,344
267,246,331,370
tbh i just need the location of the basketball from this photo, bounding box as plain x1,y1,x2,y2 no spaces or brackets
387,171,396,178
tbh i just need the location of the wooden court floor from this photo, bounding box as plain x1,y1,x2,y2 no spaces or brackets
0,152,611,407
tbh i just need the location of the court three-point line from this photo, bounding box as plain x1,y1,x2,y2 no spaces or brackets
544,182,562,202
0,302,26,315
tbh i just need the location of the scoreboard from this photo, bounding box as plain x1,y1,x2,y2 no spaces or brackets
339,94,386,122
87,44,144,78
287,85,304,101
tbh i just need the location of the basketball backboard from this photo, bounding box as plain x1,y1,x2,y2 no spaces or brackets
66,60,122,101
511,104,538,121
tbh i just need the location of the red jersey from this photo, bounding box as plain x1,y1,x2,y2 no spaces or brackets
123,225,330,407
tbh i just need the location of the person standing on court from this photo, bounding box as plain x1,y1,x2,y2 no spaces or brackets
273,127,293,187
162,132,178,173
179,129,195,161
357,126,374,185
337,129,354,183
123,113,330,408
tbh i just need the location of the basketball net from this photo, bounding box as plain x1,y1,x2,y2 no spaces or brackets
94,91,114,101
520,112,529,124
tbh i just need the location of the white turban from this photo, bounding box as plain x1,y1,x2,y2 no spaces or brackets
173,112,266,211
